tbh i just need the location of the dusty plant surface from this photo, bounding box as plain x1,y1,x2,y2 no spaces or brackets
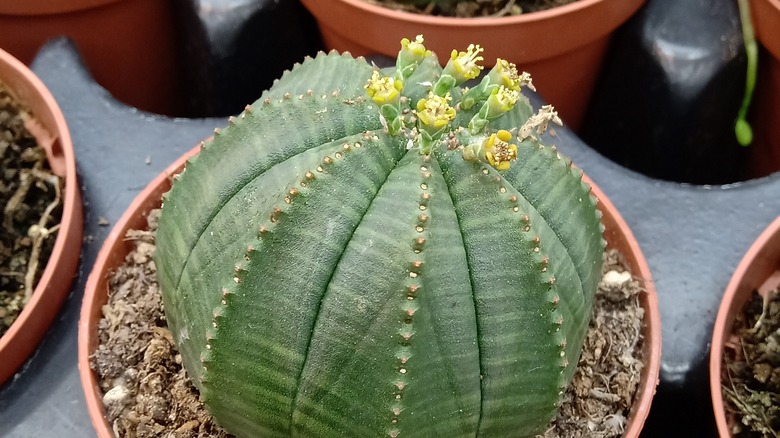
722,288,780,437
93,215,645,438
538,249,646,438
365,0,579,17
0,82,62,336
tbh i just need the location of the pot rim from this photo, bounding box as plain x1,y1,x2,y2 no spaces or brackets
710,215,780,437
299,0,646,62
318,0,624,26
0,47,83,385
79,148,660,437
0,0,124,16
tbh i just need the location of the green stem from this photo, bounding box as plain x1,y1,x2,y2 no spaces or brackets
735,0,758,147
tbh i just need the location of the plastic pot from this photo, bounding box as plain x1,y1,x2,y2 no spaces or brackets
748,0,780,179
298,0,644,132
710,215,780,437
0,47,83,385
79,144,660,436
0,0,181,115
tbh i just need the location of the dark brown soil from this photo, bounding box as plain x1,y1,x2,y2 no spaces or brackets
539,249,646,438
92,213,645,438
0,81,62,336
365,0,579,17
90,210,229,438
722,288,780,437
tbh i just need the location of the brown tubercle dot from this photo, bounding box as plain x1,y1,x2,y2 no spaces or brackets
228,116,235,125
549,276,556,285
283,92,291,100
305,171,315,180
323,156,333,165
418,214,428,223
262,98,270,106
510,195,518,203
213,128,221,135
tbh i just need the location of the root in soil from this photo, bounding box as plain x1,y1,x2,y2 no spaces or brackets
0,81,63,336
92,212,646,438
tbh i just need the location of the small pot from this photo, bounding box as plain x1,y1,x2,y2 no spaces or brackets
0,0,181,115
79,146,660,437
710,215,780,437
0,48,83,385
749,0,780,178
298,0,645,131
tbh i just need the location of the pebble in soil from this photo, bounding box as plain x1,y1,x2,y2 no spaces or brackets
92,210,645,438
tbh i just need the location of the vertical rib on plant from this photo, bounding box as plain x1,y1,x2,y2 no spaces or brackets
154,35,604,438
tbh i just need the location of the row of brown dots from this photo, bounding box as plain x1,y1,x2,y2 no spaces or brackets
388,155,433,438
482,164,570,405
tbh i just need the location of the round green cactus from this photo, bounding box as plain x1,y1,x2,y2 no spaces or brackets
154,36,605,437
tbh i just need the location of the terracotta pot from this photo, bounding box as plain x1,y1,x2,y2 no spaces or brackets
79,145,660,436
0,48,83,385
710,215,780,437
298,0,644,132
749,0,780,178
0,0,180,115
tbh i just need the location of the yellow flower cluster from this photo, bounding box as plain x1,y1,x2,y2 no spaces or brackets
445,44,484,82
364,70,403,106
415,92,456,131
484,129,518,171
400,35,430,61
487,86,520,115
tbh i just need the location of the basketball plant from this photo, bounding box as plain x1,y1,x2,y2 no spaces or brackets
154,35,605,437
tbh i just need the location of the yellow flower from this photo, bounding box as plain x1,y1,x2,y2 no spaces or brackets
443,44,484,83
400,35,430,61
484,129,518,171
488,59,535,92
415,92,456,131
365,70,403,105
491,59,521,90
487,86,519,115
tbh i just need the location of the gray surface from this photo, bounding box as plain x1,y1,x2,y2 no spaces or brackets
1,39,779,437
